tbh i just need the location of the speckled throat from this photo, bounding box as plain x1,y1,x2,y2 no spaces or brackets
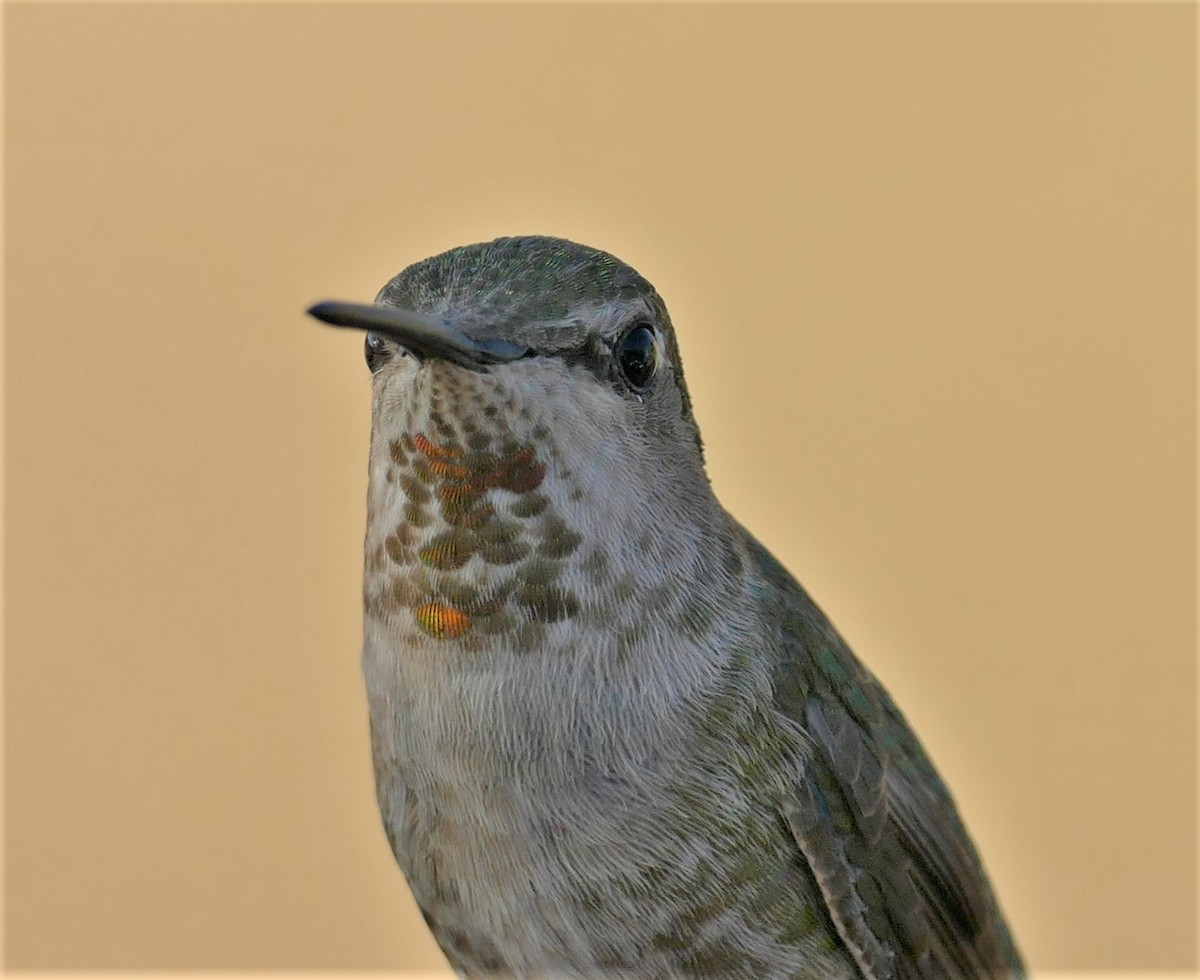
362,347,743,667
364,359,595,653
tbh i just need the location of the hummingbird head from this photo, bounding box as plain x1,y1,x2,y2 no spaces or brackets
309,236,738,656
311,235,703,463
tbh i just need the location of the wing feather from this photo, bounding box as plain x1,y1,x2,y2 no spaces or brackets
739,527,1025,978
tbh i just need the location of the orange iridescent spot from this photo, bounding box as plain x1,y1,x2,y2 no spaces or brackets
428,457,469,479
413,434,459,460
411,431,545,496
414,601,471,640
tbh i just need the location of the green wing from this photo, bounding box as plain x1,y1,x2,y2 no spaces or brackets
742,529,1025,979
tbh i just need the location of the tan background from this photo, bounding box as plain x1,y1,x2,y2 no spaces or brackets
4,2,1195,972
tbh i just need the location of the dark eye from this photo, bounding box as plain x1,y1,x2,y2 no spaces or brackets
364,332,391,372
615,324,659,391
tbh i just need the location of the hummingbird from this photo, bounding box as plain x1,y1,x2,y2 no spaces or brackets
308,236,1025,979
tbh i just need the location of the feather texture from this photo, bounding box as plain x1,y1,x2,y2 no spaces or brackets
748,530,1025,978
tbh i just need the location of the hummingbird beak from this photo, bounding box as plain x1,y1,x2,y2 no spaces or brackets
306,300,530,368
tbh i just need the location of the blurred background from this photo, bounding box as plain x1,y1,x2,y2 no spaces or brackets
5,2,1195,973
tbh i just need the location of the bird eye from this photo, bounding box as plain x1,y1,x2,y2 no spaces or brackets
364,332,391,372
615,324,659,391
